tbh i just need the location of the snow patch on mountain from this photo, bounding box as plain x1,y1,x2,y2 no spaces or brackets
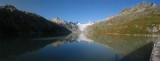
77,22,94,32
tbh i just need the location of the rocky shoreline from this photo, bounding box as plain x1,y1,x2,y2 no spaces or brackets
150,36,160,61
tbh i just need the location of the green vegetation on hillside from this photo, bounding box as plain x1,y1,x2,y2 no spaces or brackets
86,2,160,35
90,13,160,34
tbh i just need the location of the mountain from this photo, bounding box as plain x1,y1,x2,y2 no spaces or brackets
51,17,80,33
77,22,94,32
86,2,160,35
0,5,71,35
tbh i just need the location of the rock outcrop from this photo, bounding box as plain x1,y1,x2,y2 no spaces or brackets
51,17,80,33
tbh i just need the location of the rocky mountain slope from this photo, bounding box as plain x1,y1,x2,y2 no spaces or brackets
51,17,80,33
0,5,71,35
86,2,160,35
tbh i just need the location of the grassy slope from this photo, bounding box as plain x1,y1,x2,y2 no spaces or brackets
107,13,160,34
87,8,160,35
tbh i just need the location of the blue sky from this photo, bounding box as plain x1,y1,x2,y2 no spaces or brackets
0,0,159,23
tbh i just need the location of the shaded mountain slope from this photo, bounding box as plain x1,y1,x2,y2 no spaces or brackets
0,5,71,35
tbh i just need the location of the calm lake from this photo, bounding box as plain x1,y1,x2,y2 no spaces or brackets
0,33,159,61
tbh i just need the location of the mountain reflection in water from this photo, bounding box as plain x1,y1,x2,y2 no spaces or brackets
0,33,159,61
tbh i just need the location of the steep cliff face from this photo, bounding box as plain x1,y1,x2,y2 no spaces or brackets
0,5,71,35
51,17,80,33
87,2,160,35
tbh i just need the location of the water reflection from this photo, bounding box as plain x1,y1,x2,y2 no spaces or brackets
0,33,75,60
0,33,159,61
86,34,160,61
77,33,94,42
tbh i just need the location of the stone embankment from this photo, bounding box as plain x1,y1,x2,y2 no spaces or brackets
150,37,160,61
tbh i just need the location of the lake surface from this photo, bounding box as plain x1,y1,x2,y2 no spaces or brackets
0,33,159,61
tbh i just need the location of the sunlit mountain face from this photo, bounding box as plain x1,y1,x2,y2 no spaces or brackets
87,2,160,35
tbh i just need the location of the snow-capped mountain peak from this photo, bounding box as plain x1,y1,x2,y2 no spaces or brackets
77,22,94,32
